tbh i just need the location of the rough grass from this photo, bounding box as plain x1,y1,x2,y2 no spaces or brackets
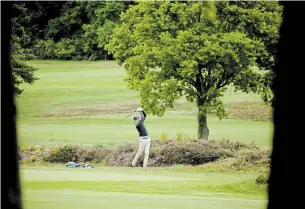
225,101,272,121
34,99,272,121
170,100,272,122
19,139,270,173
37,102,138,118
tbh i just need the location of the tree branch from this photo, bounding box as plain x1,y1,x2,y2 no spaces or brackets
205,66,211,89
196,64,208,93
171,62,196,86
214,61,234,89
219,75,233,88
217,72,232,88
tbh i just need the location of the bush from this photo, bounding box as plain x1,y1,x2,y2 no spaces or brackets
236,149,269,164
20,139,270,169
176,132,192,142
43,145,77,163
160,132,169,141
32,38,112,61
208,139,259,151
34,39,57,59
76,146,111,163
176,132,183,142
105,143,138,166
152,142,221,166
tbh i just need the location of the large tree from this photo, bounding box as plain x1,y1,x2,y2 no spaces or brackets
106,1,282,140
216,1,283,104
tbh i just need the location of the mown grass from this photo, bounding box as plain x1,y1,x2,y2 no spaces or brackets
20,166,268,209
16,60,273,148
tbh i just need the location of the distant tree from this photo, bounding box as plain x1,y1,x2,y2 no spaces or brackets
10,1,135,61
82,1,136,60
11,1,66,50
106,1,282,140
82,1,129,60
35,1,90,60
32,1,133,60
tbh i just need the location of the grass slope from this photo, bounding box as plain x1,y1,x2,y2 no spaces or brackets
16,60,273,148
21,166,267,209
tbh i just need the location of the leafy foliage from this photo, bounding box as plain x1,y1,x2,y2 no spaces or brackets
217,1,283,103
43,145,77,163
25,1,133,60
32,1,91,60
106,1,282,139
11,3,38,95
83,1,130,60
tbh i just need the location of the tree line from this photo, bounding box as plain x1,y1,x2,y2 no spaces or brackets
12,1,282,139
12,1,133,94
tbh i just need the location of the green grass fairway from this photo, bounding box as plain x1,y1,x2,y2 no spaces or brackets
18,116,273,147
16,60,273,148
21,166,267,209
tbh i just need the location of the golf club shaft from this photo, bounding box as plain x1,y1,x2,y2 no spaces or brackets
118,111,134,126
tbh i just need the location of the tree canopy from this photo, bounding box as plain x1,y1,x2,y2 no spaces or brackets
106,1,282,139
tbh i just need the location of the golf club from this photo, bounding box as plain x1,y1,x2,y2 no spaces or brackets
117,111,136,127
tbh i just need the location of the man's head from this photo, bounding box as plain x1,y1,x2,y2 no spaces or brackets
133,116,140,123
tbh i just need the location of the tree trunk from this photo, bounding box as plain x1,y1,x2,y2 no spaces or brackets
197,100,209,140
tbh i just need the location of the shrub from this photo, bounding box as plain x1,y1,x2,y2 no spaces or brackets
105,143,138,166
20,139,270,169
160,132,169,141
177,132,183,141
33,39,57,59
208,139,259,151
76,146,111,163
153,142,221,166
43,145,77,163
216,149,235,158
237,149,266,163
176,132,192,142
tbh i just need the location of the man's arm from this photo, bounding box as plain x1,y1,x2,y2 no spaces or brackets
135,107,146,126
142,110,147,119
138,111,146,125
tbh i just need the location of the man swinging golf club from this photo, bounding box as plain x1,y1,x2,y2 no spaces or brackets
131,107,151,168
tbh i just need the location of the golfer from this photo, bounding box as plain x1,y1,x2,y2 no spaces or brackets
131,107,151,167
